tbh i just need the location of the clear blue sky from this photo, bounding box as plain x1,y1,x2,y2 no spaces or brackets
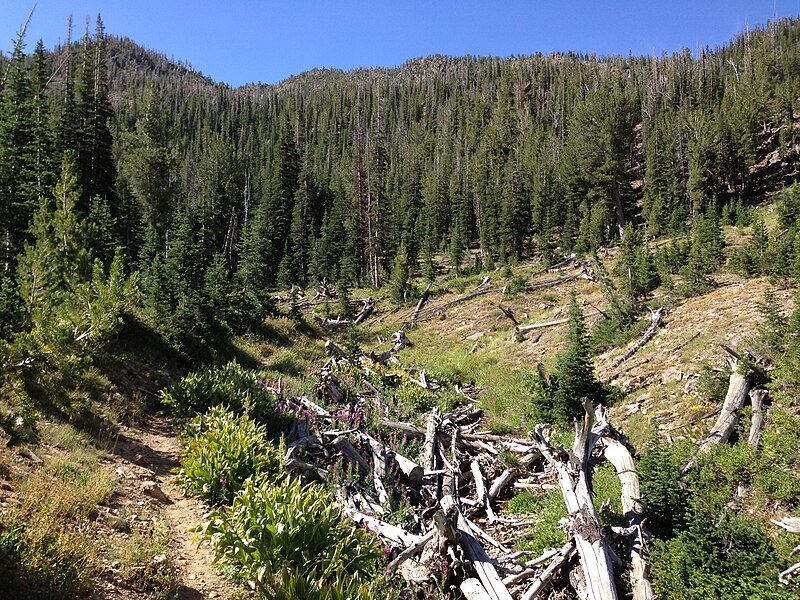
1,1,799,86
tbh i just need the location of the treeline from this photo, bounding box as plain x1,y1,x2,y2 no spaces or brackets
1,15,800,362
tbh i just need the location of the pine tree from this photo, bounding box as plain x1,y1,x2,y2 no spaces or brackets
0,30,37,268
390,243,412,302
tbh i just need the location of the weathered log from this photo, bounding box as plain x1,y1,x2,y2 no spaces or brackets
488,468,519,501
297,395,332,418
359,432,424,484
606,307,665,371
440,494,513,600
414,288,498,322
601,422,656,600
344,508,422,547
471,460,497,523
422,409,441,472
515,317,569,334
324,339,354,363
285,457,328,481
408,282,433,328
524,271,585,290
352,298,376,325
519,541,576,600
387,527,437,572
748,389,767,447
461,578,494,600
380,419,425,439
682,347,755,478
530,400,620,600
332,436,370,476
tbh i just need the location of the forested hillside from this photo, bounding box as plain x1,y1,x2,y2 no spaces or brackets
1,17,799,360
1,12,800,600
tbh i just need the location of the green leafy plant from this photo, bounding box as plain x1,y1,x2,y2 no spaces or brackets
161,361,279,425
199,476,385,598
177,406,283,505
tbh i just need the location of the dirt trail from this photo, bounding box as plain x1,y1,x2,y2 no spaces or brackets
111,416,237,600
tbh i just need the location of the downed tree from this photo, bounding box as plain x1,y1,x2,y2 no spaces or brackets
530,400,620,600
600,419,656,600
605,307,666,372
682,345,765,478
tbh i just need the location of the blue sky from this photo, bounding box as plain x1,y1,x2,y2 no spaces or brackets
1,1,799,86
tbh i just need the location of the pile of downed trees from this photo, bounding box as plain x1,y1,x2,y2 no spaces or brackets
274,338,657,599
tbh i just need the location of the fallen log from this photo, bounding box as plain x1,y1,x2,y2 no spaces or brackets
407,282,433,327
359,432,424,484
352,298,376,325
387,527,437,572
380,419,425,439
530,399,620,600
606,307,665,371
471,460,497,523
414,288,497,322
344,508,422,547
488,468,519,501
519,541,576,600
600,420,656,600
748,389,767,447
331,436,370,476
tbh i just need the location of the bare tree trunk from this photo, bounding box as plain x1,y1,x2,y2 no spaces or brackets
601,427,656,600
531,400,620,600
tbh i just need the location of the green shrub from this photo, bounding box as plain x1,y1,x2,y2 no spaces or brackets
161,361,278,425
638,442,688,539
199,477,384,598
178,407,283,505
650,512,794,600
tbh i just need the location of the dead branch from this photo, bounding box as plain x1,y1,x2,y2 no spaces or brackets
606,307,666,371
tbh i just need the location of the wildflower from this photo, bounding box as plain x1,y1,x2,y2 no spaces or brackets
219,476,228,488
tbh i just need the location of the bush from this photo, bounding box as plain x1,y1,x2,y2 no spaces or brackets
199,476,385,598
649,512,795,600
177,406,283,505
161,361,278,425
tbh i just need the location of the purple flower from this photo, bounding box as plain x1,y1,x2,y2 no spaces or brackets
219,476,228,488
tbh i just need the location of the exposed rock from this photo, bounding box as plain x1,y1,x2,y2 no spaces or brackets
143,482,171,504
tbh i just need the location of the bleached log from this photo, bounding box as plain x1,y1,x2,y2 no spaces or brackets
682,348,755,479
771,517,800,534
471,460,497,523
530,399,620,600
297,395,332,418
352,298,376,324
407,282,433,327
524,271,585,290
779,562,800,585
601,422,656,600
515,317,569,334
519,541,576,600
332,436,370,476
359,432,424,484
387,527,437,572
344,508,422,547
748,389,767,447
441,495,513,600
380,419,425,439
488,468,519,501
461,578,494,600
422,409,441,472
414,288,497,322
607,307,665,370
324,339,354,363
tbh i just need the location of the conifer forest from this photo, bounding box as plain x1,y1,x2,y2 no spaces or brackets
1,11,800,600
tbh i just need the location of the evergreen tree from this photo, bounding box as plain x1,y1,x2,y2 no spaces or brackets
390,243,412,302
